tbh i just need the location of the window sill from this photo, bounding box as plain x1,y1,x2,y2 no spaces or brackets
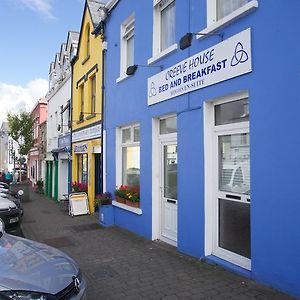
82,55,90,65
112,200,142,215
148,43,177,65
198,0,258,39
85,113,96,120
116,73,129,83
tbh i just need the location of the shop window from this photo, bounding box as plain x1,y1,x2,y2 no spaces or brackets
120,14,135,77
118,124,140,187
153,0,176,55
77,154,88,185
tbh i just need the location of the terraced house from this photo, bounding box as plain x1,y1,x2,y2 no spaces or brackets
45,31,79,201
102,0,300,298
71,0,106,213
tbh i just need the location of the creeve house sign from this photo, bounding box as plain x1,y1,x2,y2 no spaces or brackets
148,28,252,105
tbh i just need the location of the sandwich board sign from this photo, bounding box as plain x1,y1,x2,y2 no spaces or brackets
69,192,90,216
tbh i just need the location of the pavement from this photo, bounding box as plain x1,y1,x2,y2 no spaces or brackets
12,183,296,300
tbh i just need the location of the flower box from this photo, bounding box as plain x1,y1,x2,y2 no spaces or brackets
115,196,126,204
125,200,140,208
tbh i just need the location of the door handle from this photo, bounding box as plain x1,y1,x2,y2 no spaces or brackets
167,199,176,204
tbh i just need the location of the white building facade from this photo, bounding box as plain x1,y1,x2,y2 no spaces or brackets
45,31,79,200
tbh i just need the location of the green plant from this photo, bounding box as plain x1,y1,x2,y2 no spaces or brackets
95,192,112,207
36,180,44,193
125,186,140,203
114,185,128,198
72,181,88,192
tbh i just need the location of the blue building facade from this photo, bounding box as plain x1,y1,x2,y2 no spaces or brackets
104,0,300,297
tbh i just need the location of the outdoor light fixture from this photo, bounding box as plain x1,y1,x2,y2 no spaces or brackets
126,64,163,76
79,111,102,121
179,32,224,50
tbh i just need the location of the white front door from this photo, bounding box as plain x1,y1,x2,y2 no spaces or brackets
160,140,178,245
211,97,251,269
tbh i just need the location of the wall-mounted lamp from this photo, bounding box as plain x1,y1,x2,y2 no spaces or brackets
79,111,101,120
126,64,163,76
179,32,224,50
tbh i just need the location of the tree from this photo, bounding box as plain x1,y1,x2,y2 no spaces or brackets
7,112,34,180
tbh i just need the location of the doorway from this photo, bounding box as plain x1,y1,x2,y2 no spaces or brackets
205,93,251,269
153,115,178,246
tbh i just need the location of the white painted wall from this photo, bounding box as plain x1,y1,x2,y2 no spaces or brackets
46,75,71,153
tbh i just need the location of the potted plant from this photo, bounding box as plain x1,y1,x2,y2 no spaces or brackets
125,186,140,208
95,192,114,227
36,180,44,194
114,185,128,204
72,181,88,193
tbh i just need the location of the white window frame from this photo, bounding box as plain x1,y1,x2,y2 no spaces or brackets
119,14,135,80
148,0,177,65
116,123,140,187
199,0,258,38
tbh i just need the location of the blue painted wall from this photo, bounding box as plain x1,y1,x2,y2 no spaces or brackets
104,0,300,297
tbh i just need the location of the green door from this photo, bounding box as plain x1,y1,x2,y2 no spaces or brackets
54,160,59,201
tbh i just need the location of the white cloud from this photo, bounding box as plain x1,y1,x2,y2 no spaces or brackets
19,0,55,19
0,78,48,123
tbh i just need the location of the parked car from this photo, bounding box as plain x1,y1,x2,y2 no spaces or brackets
0,218,87,299
0,191,23,217
0,181,9,189
0,196,21,231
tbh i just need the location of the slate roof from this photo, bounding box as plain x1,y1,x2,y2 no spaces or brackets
69,31,79,44
87,0,106,28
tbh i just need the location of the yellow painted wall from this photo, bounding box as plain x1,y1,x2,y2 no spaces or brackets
71,5,103,214
72,8,103,131
72,139,100,213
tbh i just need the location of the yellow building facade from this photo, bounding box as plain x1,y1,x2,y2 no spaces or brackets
71,1,104,213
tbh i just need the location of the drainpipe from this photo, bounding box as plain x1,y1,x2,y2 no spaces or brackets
100,39,106,194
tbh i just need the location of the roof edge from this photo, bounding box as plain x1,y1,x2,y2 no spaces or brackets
105,0,120,11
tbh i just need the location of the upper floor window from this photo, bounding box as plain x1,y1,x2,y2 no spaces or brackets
90,76,96,114
120,15,135,76
86,25,90,58
207,0,257,27
153,0,175,55
217,0,249,20
79,84,84,118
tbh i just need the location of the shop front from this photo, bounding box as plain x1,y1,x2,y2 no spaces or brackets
71,123,102,213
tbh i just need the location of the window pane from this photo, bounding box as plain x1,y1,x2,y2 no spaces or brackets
91,76,96,113
160,116,177,134
133,126,140,142
219,198,251,258
122,146,140,186
215,99,249,126
127,35,134,68
82,154,88,185
164,144,177,199
77,155,83,182
122,128,131,143
217,0,249,20
219,134,250,195
161,1,175,51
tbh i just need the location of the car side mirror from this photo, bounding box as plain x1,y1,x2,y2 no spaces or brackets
0,218,5,238
18,190,24,196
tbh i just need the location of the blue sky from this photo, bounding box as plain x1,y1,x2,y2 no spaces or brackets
0,0,86,123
